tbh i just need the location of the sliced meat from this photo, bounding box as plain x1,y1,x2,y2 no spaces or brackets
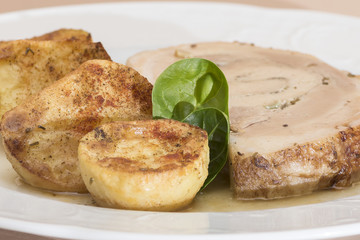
127,41,360,199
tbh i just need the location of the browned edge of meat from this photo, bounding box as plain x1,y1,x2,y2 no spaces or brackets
230,125,360,199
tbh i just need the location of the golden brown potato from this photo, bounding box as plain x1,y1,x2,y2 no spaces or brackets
0,30,111,118
78,119,209,211
0,60,153,192
29,28,92,42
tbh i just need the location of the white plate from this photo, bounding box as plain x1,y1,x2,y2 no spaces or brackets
1,2,360,240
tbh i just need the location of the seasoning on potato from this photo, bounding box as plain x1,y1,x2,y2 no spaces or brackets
0,29,111,118
78,119,209,211
0,59,153,193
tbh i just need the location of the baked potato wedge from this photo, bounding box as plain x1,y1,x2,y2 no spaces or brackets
0,60,153,192
0,30,111,118
78,119,209,211
29,28,92,42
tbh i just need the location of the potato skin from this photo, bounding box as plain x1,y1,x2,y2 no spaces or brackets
0,29,111,118
78,119,209,211
0,60,153,192
29,28,92,42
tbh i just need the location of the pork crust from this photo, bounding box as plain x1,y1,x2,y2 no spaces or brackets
230,126,360,199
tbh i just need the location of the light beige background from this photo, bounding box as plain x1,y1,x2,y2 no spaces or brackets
1,1,360,240
1,0,360,17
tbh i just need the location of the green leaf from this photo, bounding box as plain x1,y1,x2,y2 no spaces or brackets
172,101,195,120
152,58,228,119
152,58,230,189
182,108,229,189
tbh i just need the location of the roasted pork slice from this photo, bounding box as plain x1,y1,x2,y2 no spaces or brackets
127,41,360,199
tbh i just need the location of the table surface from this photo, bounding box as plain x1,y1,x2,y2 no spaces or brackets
1,0,360,17
1,0,360,240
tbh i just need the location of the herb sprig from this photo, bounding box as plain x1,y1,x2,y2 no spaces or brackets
152,58,229,189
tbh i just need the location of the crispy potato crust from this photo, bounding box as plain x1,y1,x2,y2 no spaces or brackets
29,29,92,42
78,119,209,211
0,29,111,118
0,60,153,192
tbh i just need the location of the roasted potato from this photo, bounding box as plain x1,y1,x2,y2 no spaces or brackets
0,29,111,118
29,28,92,42
0,60,153,192
78,119,209,211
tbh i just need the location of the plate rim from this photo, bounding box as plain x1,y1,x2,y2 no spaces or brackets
1,2,360,240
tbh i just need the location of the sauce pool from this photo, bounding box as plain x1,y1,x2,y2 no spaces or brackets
4,166,360,212
2,142,360,212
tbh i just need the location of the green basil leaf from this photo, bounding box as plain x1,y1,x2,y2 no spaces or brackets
172,101,195,120
152,58,228,119
182,108,229,189
152,58,229,189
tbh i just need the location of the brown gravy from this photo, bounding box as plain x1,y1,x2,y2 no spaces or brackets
1,139,360,212
184,171,360,212
3,165,360,212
